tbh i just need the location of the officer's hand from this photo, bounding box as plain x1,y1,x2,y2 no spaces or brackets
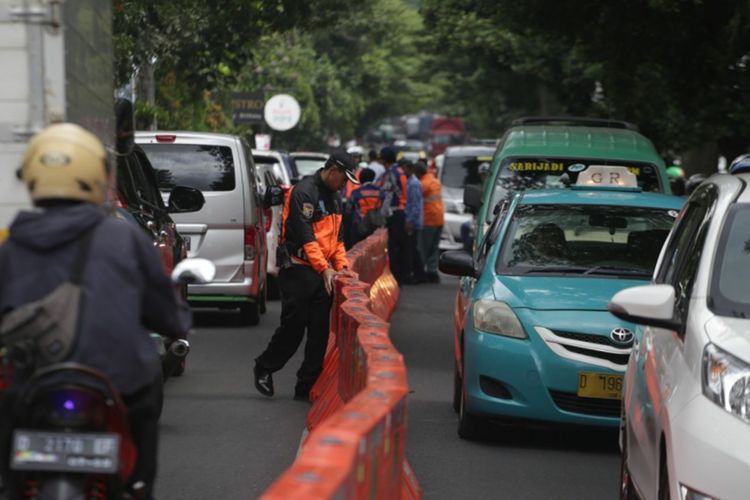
339,268,359,280
323,268,337,295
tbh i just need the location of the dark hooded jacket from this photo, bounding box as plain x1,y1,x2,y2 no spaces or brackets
0,204,190,395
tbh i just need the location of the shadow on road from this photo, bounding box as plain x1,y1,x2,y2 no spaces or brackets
476,419,620,454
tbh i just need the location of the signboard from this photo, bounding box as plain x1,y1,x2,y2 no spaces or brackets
254,134,271,151
264,94,301,131
232,92,265,125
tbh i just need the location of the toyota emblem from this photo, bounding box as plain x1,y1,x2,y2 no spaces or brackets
610,327,634,346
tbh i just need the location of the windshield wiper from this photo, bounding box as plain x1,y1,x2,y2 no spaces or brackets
583,266,651,277
518,265,591,275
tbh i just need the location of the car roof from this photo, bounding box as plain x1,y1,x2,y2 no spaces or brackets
444,145,495,157
290,151,328,158
135,131,239,145
517,188,685,210
498,126,662,165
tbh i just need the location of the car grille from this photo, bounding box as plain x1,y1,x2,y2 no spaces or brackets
563,345,631,366
549,390,621,418
551,329,633,348
535,327,632,370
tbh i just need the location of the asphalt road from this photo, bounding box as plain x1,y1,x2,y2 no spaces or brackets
156,300,308,499
389,276,621,500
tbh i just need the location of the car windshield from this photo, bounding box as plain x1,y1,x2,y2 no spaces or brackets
496,204,676,278
441,152,494,189
294,157,327,177
141,144,235,192
487,157,664,219
710,204,750,318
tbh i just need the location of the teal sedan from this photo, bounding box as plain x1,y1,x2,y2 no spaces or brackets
439,174,684,439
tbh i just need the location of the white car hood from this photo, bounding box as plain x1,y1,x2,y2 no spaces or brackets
705,315,750,364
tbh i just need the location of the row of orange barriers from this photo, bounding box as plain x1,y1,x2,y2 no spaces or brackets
262,229,421,499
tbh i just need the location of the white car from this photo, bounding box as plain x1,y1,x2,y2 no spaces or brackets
609,172,750,500
252,150,292,298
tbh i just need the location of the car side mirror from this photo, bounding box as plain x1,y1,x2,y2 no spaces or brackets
608,284,680,330
264,185,285,208
464,184,483,212
168,186,205,213
439,250,477,278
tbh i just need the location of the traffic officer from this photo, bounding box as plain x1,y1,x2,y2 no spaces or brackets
349,168,385,244
254,150,358,401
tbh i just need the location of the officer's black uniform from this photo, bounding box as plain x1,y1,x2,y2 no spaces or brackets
255,155,355,400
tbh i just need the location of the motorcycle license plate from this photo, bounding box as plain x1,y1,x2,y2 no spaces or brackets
11,430,120,473
577,372,623,400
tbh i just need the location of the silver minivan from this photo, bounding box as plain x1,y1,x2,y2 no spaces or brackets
136,132,267,325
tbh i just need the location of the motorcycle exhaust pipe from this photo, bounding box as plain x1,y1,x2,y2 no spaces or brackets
162,339,190,379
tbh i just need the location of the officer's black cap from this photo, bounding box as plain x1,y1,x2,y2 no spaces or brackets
327,150,360,184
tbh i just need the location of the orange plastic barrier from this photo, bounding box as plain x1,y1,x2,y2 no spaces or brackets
262,229,422,499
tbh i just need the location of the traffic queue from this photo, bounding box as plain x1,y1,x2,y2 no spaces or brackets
438,117,750,500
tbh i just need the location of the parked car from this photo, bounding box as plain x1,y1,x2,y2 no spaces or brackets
610,172,750,500
113,144,195,277
468,116,673,247
438,146,495,250
252,149,293,298
136,132,268,325
290,151,329,179
440,166,683,440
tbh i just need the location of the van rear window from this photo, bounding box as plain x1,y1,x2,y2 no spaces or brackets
141,144,235,192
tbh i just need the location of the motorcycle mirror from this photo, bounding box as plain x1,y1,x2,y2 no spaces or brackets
172,258,216,285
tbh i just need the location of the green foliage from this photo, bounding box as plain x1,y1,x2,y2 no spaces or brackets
422,0,750,159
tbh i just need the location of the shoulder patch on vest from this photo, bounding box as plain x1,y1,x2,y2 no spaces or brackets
302,202,314,219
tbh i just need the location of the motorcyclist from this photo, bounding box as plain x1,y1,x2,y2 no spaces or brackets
666,165,686,196
729,153,750,175
0,123,190,499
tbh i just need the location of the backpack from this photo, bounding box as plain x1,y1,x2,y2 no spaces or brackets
0,224,98,369
357,208,386,239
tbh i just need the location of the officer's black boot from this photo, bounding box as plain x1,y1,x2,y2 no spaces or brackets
254,363,274,397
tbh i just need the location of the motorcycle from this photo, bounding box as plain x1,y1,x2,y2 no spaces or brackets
2,258,214,500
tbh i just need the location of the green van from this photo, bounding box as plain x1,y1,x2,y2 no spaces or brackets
471,117,671,242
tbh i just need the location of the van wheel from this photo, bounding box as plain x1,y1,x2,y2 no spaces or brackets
260,287,267,314
240,303,260,326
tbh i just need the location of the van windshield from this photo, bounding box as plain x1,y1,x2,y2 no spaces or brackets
486,157,663,219
441,153,493,188
141,144,235,192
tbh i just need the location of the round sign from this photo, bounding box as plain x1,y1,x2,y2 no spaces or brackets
264,94,301,131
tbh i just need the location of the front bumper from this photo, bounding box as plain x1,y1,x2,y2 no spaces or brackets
463,322,624,427
666,394,750,500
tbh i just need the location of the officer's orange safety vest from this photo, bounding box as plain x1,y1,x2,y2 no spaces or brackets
421,172,444,227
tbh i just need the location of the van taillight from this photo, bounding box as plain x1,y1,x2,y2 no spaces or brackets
263,208,272,232
155,134,177,143
244,227,257,260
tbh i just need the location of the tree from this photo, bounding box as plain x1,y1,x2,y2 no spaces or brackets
421,0,750,165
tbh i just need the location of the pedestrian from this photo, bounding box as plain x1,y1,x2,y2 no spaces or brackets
415,160,444,283
367,149,386,184
254,150,358,401
401,159,426,284
0,123,191,499
380,146,410,286
349,168,385,245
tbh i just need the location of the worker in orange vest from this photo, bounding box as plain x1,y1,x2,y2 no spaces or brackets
415,160,444,283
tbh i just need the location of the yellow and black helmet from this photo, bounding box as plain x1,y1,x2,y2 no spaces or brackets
21,123,108,206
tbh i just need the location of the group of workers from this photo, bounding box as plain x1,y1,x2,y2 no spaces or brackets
341,146,445,285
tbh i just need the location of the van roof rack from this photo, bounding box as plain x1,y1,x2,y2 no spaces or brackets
511,116,638,131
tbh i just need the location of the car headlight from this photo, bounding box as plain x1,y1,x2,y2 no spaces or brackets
472,300,527,339
702,343,750,423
